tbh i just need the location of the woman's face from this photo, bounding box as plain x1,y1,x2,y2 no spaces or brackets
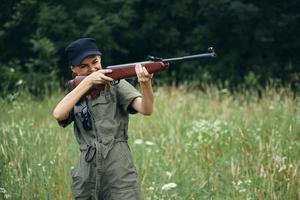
71,55,102,76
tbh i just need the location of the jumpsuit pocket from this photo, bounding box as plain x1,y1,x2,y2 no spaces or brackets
71,154,96,198
109,143,141,200
91,93,113,120
91,93,109,105
118,142,135,166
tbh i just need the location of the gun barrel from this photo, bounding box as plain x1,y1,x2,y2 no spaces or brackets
162,53,215,63
162,47,216,63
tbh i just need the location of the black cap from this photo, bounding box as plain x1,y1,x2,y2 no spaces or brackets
65,38,102,66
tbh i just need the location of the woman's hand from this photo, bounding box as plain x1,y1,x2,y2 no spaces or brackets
83,69,113,87
135,63,153,83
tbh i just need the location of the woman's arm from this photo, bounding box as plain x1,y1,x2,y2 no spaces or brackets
131,64,154,115
53,69,113,121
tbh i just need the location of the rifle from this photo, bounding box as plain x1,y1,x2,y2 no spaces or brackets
68,47,216,98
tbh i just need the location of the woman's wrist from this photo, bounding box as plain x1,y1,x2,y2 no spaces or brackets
138,74,153,83
81,77,93,88
139,79,152,85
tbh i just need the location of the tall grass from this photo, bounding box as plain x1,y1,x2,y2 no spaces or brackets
0,86,299,200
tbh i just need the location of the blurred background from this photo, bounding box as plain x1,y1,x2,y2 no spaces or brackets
0,0,299,95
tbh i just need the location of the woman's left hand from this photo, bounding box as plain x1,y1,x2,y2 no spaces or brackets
135,63,153,83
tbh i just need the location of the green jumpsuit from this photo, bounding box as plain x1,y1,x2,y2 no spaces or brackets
58,80,142,200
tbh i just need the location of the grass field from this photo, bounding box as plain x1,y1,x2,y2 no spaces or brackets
0,86,299,200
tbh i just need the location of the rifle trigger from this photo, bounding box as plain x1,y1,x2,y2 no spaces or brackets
112,80,120,86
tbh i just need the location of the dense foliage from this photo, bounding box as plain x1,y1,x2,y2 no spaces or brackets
0,0,299,94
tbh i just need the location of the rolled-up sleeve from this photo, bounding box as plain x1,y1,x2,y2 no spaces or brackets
117,80,141,114
57,109,75,128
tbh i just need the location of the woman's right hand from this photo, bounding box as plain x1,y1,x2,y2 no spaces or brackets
83,69,114,87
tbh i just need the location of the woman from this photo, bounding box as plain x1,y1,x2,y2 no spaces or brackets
53,38,153,200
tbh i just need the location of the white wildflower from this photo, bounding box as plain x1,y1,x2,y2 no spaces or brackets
274,155,286,163
166,171,172,179
188,119,229,145
147,186,154,191
0,187,7,193
134,139,143,145
239,188,246,193
221,88,229,94
245,179,252,185
10,68,15,72
260,166,267,178
237,180,242,186
278,164,287,172
16,79,23,86
161,182,177,191
186,131,193,138
37,163,42,167
145,141,155,146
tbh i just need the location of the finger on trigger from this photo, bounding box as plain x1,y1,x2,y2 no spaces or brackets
104,75,113,81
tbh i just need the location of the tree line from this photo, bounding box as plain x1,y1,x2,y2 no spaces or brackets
0,0,299,95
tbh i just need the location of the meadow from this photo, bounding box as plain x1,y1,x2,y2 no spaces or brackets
0,86,299,200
